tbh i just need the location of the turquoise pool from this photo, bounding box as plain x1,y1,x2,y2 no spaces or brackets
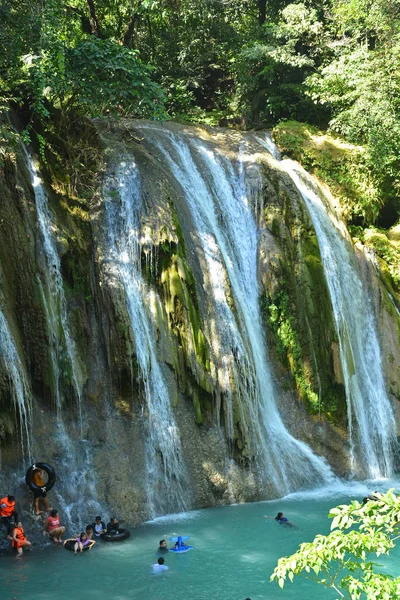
1,480,400,600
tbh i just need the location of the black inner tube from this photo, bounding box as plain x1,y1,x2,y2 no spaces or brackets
25,463,56,493
101,529,130,542
64,540,90,552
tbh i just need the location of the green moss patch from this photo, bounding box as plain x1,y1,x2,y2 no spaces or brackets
273,120,382,225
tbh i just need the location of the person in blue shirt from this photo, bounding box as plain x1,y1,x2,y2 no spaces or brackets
264,512,294,526
275,512,288,523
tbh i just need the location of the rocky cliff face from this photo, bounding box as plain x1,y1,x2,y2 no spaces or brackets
0,118,399,527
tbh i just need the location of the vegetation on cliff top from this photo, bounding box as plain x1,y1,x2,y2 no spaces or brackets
1,0,399,233
272,120,400,294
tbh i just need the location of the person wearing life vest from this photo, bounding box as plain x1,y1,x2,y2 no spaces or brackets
12,521,32,556
0,495,17,539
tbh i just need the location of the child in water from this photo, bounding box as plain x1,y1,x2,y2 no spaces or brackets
73,532,95,554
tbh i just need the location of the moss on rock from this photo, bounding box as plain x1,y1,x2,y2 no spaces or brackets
259,169,347,424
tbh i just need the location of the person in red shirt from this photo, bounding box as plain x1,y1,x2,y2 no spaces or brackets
0,495,17,539
12,521,32,556
43,509,65,543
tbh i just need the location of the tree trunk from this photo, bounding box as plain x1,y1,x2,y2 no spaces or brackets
122,2,143,47
86,0,101,37
258,0,267,25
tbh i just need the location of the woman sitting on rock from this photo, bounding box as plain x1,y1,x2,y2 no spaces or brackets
43,509,65,543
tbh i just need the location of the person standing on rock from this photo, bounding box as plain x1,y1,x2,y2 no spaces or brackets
0,494,17,540
32,468,50,514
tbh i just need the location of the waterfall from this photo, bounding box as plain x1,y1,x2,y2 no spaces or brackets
24,154,83,416
24,152,102,529
0,308,32,462
102,160,188,516
255,136,396,477
137,125,334,496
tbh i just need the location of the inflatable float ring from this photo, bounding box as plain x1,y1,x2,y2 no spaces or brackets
63,540,90,552
169,545,193,553
169,535,193,553
101,529,130,542
25,463,56,493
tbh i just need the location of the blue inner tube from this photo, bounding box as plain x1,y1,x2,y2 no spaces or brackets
169,545,193,553
101,529,130,542
25,463,56,493
64,540,90,552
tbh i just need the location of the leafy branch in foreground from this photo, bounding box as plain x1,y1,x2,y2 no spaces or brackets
271,490,400,599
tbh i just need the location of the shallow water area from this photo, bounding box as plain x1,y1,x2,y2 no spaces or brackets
2,480,400,600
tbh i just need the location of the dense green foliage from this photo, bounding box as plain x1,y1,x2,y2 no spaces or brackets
1,0,399,227
272,490,400,599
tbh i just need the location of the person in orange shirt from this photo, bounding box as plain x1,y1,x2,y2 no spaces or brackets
0,494,17,539
32,468,50,514
12,521,32,556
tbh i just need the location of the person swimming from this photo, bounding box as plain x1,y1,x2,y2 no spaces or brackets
152,556,168,572
264,512,294,526
275,512,288,523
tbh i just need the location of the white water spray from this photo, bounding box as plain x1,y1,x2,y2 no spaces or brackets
139,126,334,495
255,135,397,477
0,308,32,462
102,160,188,516
23,151,102,529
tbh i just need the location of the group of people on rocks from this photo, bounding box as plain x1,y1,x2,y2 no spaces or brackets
0,494,31,557
1,490,122,557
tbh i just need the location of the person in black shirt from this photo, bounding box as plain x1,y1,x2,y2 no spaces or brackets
158,539,168,552
107,518,119,533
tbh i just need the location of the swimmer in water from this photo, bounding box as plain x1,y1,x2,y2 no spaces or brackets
158,539,168,552
264,512,294,526
152,556,169,572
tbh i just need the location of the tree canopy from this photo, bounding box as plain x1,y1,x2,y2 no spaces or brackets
271,490,400,599
1,0,399,228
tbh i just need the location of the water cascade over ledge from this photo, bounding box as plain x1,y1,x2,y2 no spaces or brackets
101,160,189,517
23,151,102,529
0,308,32,462
254,136,397,477
132,124,335,496
0,120,399,527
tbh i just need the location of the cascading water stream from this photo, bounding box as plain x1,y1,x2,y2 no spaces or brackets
24,153,83,418
286,165,395,477
24,152,102,528
138,125,335,496
254,135,396,477
0,308,32,462
102,160,188,516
